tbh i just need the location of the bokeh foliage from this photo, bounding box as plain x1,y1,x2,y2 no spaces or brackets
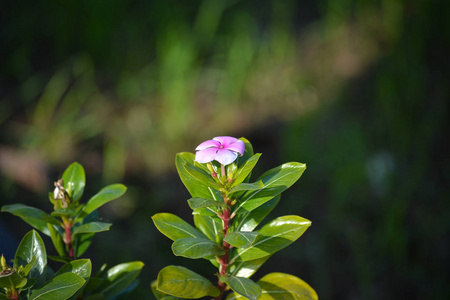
1,0,449,299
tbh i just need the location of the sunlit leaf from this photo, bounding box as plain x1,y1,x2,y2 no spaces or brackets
152,213,205,241
221,276,261,300
187,198,227,210
96,261,144,299
14,230,47,280
157,265,219,299
231,153,261,187
224,231,261,248
72,222,112,237
56,259,92,280
232,195,280,232
230,216,311,262
77,184,127,221
62,162,86,203
228,181,264,195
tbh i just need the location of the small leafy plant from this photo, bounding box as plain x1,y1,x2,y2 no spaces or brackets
152,137,318,300
1,162,143,300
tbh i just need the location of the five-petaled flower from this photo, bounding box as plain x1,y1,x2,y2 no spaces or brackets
195,136,245,165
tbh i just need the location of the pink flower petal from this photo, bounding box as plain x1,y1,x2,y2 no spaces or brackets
215,149,238,165
213,136,239,147
225,139,245,155
195,148,218,163
195,139,220,151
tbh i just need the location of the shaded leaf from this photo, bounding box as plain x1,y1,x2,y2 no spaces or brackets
51,208,76,218
0,269,27,289
73,222,112,237
229,256,270,278
77,184,127,221
187,198,227,210
29,272,85,300
157,265,219,298
47,224,66,257
73,233,94,258
56,259,92,280
1,204,61,236
172,238,225,259
228,181,264,195
232,195,281,232
96,261,144,299
230,216,311,262
152,213,205,241
62,162,86,203
182,163,223,191
193,214,222,243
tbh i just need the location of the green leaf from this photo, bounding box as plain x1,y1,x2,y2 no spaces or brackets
221,276,261,300
239,138,254,163
224,231,261,248
77,184,127,221
228,181,264,195
157,265,219,298
233,162,306,215
21,255,37,276
1,204,61,236
48,224,66,257
96,261,144,299
187,198,227,210
175,153,222,200
182,163,223,190
230,216,311,263
231,154,261,187
193,214,222,243
14,230,47,279
56,259,92,280
256,273,318,300
29,272,85,300
152,213,205,241
172,238,225,259
232,195,281,232
62,162,86,203
0,269,27,289
73,233,94,258
229,256,270,278
72,222,112,237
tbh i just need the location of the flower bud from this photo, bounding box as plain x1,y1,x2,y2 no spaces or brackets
226,163,237,183
1,255,7,270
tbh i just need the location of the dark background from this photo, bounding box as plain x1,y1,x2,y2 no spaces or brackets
1,0,449,299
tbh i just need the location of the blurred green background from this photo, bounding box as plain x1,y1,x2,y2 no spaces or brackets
1,0,449,299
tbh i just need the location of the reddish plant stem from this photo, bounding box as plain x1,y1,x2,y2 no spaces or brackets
8,277,19,300
63,221,74,259
215,204,231,300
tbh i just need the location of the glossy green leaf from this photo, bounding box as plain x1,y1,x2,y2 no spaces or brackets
230,216,311,263
182,163,223,190
229,256,270,278
228,181,264,195
152,213,205,241
157,265,219,298
29,272,85,300
73,222,112,237
48,224,66,257
96,261,144,299
191,207,218,217
237,272,317,300
62,162,86,203
77,184,127,221
0,269,27,289
56,259,92,280
172,237,225,259
238,138,254,163
222,276,261,300
21,255,37,276
1,204,61,236
73,233,94,258
233,162,306,215
224,231,261,248
176,153,222,200
232,195,281,232
231,153,261,187
193,214,222,243
187,198,227,210
14,230,47,279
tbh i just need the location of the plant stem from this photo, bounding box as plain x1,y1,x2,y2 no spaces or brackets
63,218,74,259
215,201,232,300
8,277,19,300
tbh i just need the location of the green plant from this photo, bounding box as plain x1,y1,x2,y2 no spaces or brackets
152,137,317,299
1,162,143,299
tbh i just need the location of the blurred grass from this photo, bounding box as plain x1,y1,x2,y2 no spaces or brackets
1,0,449,299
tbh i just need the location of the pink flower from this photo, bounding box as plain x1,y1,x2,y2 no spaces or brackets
195,136,245,165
